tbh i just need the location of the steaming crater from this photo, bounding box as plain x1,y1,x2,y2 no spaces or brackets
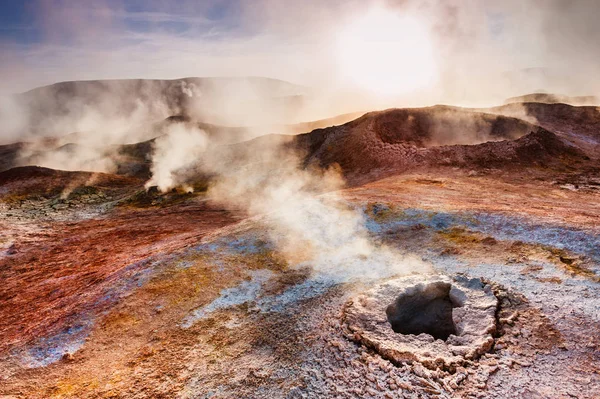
386,280,460,340
343,274,498,371
370,107,531,147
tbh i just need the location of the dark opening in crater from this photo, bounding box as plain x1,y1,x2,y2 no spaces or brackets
386,281,460,341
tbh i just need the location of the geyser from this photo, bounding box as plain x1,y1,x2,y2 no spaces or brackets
343,275,499,370
386,281,460,340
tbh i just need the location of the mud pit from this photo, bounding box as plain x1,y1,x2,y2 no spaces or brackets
344,275,498,370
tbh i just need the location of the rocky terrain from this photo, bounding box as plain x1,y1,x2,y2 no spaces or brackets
292,106,588,183
0,84,599,398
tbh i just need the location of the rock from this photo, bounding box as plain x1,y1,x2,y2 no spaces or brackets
6,244,17,255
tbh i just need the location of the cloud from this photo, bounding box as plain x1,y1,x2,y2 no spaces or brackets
1,0,599,102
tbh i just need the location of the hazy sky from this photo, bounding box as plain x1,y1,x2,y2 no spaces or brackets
1,0,599,99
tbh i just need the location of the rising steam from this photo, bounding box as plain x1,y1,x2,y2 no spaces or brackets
146,126,429,280
210,163,428,280
145,123,208,192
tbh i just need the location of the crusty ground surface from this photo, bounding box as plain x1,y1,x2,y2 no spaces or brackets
1,169,599,398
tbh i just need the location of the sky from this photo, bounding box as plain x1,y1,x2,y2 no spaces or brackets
0,0,342,93
1,0,600,100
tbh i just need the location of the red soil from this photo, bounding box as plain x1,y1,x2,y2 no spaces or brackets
0,200,243,354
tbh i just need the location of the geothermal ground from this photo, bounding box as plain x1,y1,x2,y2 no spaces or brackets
0,88,599,398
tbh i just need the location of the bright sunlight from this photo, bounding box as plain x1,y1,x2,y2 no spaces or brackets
336,7,437,96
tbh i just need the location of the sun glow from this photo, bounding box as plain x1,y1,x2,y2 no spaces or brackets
336,7,437,96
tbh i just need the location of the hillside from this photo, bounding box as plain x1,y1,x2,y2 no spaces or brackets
505,93,599,106
289,106,589,181
492,102,600,157
13,77,311,136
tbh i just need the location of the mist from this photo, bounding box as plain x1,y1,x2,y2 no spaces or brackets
144,119,429,280
144,122,208,192
1,1,599,152
1,1,599,231
2,1,600,98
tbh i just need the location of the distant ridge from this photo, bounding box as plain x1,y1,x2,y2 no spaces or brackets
20,76,308,97
505,92,599,106
15,77,311,136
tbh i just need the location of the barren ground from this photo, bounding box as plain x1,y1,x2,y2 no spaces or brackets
1,167,598,399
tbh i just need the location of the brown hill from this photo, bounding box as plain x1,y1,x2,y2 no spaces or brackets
505,93,599,106
289,106,588,180
0,165,60,185
4,104,595,190
427,128,587,169
0,166,140,201
492,102,600,158
193,106,589,186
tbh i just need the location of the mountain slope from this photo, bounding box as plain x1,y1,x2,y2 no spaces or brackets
289,106,588,180
505,93,599,106
14,77,310,136
492,102,600,158
4,103,596,188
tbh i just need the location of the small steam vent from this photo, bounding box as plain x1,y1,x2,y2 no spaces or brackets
343,275,499,371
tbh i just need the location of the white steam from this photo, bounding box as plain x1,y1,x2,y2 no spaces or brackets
209,146,428,280
147,130,429,280
145,123,208,192
21,143,117,173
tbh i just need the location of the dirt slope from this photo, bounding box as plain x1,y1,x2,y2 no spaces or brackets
492,102,600,157
291,106,589,182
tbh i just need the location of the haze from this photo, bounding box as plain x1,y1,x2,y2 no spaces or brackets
2,0,600,105
1,1,600,398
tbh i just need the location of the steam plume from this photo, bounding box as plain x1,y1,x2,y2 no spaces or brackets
145,123,208,192
147,129,429,280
